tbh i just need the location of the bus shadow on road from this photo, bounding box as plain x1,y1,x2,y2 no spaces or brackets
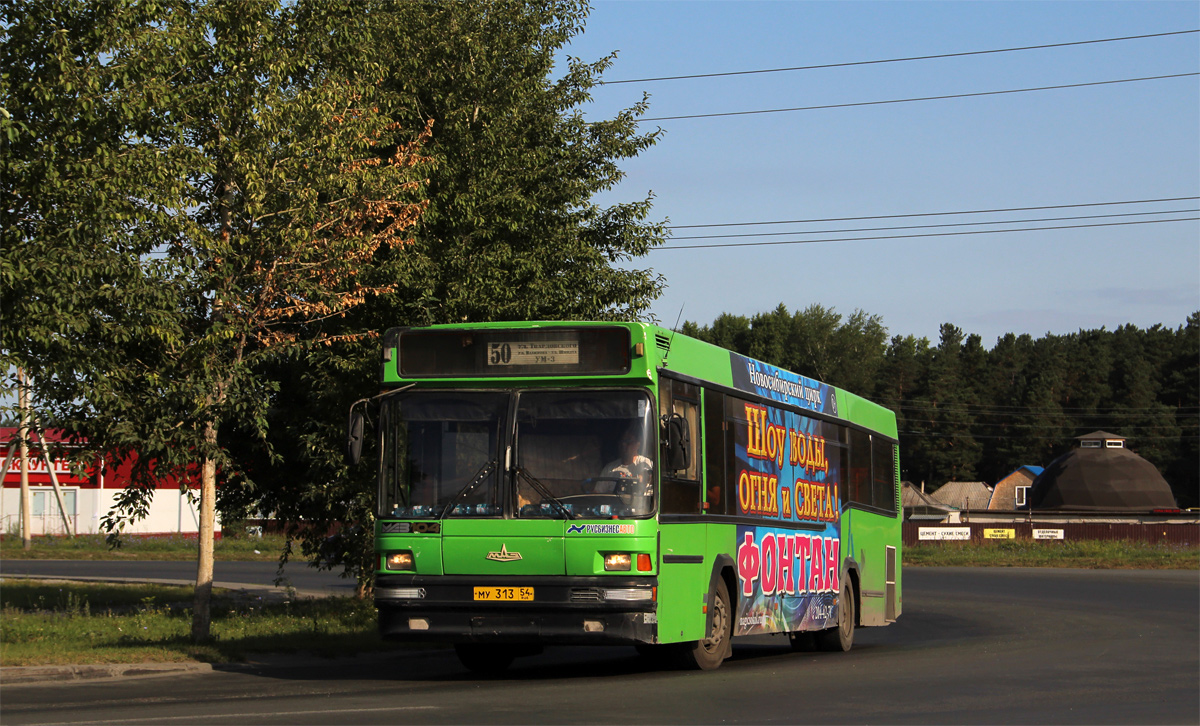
213,637,921,684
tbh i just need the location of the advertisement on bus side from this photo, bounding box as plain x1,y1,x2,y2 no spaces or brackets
728,394,843,635
730,353,838,417
734,525,841,635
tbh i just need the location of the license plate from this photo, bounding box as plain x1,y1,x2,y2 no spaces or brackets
473,586,534,602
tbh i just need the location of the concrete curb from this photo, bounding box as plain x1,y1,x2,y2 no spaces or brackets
1,662,214,685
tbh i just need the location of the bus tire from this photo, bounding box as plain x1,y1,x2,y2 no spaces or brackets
681,578,733,670
816,581,855,652
454,643,515,674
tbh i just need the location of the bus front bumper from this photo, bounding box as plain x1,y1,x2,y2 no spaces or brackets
374,574,658,645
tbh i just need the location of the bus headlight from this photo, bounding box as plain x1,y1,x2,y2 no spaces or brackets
386,550,415,571
603,553,632,571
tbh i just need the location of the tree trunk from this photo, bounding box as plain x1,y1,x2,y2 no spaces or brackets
191,421,219,642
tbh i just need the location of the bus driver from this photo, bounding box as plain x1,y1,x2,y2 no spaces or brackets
595,424,653,494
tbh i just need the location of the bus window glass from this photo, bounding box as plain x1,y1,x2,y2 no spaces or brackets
379,393,508,518
703,388,727,515
515,390,655,519
660,379,702,514
872,440,896,513
848,428,871,507
825,427,849,512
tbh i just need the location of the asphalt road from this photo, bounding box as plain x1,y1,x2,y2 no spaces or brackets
1,566,1197,725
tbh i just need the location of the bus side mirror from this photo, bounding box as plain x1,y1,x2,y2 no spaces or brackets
661,413,691,472
346,409,365,466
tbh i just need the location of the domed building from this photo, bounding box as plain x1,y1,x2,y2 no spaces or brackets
1026,432,1178,511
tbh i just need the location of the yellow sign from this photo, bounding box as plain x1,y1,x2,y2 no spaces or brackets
983,528,1016,540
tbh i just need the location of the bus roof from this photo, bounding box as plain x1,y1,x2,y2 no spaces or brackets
382,321,897,438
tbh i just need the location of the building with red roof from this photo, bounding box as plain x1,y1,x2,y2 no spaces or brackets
1,428,219,537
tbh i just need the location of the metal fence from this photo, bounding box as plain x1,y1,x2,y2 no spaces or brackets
903,521,1199,546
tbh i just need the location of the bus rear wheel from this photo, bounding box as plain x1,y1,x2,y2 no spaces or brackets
454,643,515,675
816,581,855,652
681,578,732,670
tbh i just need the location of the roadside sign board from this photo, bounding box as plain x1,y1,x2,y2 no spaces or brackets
1033,528,1065,540
983,529,1016,539
918,527,971,541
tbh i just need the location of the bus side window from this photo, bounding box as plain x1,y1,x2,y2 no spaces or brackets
872,439,897,514
660,378,702,514
848,428,871,507
703,388,727,515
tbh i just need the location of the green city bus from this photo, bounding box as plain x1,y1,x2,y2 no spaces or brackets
348,321,901,672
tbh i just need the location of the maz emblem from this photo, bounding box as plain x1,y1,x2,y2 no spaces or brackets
486,544,522,562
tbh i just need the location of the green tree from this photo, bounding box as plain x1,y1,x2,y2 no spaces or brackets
1004,336,1073,470
873,334,931,482
907,324,982,488
1107,325,1180,475
2,0,430,639
1160,314,1199,507
681,313,752,353
240,0,670,593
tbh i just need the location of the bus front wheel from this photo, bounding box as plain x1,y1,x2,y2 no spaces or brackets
816,581,855,652
682,578,733,670
454,643,515,675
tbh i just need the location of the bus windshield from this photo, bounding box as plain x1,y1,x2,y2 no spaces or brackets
378,389,656,519
379,392,508,518
514,390,655,519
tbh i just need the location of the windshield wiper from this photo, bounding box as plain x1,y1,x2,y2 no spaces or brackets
514,466,575,520
439,459,497,519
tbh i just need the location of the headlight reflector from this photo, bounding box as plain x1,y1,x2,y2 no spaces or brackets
386,550,415,571
603,553,632,571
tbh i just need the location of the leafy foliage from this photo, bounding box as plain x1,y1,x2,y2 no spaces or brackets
236,0,669,595
2,0,431,636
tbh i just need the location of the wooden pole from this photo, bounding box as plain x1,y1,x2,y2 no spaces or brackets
18,369,31,550
33,420,75,537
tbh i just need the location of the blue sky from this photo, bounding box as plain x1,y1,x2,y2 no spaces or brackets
561,1,1200,346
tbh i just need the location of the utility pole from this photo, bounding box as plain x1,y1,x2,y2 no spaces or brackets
18,368,32,550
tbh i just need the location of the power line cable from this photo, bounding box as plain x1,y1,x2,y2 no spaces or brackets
639,72,1198,122
655,216,1199,250
668,196,1200,230
669,208,1198,241
604,30,1200,84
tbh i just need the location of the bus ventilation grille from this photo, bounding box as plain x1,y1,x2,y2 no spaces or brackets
654,334,671,352
570,589,603,603
894,445,901,513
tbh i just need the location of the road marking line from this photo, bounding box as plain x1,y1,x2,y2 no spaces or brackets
32,705,437,725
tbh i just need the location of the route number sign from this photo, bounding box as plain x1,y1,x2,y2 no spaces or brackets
487,341,579,367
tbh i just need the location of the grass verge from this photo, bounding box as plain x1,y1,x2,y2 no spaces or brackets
904,539,1199,569
0,580,408,668
0,533,285,561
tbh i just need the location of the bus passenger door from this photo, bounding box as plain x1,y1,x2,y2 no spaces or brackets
656,378,707,644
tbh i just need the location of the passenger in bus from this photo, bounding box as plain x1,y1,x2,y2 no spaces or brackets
595,425,653,493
